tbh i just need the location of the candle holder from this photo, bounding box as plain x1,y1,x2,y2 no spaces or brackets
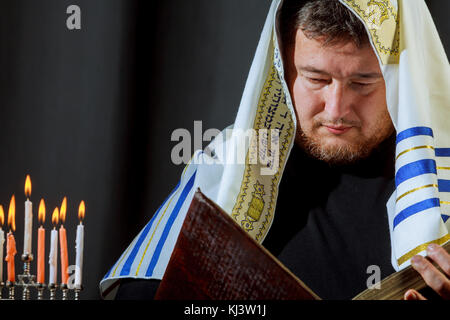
60,283,68,300
9,257,83,300
6,281,14,300
48,283,57,300
36,282,45,300
17,253,35,300
74,284,83,300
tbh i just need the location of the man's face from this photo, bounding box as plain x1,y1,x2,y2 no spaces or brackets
285,29,394,164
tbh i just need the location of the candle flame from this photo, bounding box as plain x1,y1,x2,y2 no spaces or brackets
8,195,15,232
38,199,46,224
78,200,85,222
60,196,67,224
25,175,32,198
0,205,4,226
52,207,59,226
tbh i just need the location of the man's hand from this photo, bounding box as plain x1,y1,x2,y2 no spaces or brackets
404,244,450,300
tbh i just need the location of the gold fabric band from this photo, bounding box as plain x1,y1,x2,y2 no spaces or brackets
396,184,438,203
397,233,450,266
396,145,435,161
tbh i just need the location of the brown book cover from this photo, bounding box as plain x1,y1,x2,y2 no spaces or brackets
155,189,449,300
155,189,320,300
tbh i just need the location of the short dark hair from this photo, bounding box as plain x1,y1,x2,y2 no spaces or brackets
279,0,370,50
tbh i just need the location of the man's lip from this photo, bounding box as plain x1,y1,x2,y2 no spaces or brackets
323,125,353,135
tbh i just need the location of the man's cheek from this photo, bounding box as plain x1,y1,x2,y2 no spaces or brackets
296,111,316,134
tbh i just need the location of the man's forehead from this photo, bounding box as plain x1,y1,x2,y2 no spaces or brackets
292,29,382,78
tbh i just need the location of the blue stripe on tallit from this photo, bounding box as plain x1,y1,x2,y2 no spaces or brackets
443,215,450,223
119,180,181,276
396,127,433,144
145,170,197,277
395,159,437,187
438,180,450,193
393,198,441,229
435,148,450,157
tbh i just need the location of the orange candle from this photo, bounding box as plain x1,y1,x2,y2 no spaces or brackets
59,226,68,284
5,232,16,283
59,197,69,284
37,228,45,283
37,199,46,284
5,195,16,283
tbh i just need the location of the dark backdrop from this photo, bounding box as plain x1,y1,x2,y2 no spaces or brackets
0,0,447,300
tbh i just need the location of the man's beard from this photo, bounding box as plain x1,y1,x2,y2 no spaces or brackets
296,114,394,166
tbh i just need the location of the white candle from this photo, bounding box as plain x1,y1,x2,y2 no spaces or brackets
49,228,58,284
24,199,33,255
0,228,4,282
75,222,84,287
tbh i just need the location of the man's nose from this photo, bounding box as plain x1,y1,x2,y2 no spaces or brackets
323,83,351,120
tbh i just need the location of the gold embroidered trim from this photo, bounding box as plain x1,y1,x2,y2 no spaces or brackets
397,233,450,266
231,46,294,242
395,145,435,161
395,184,438,203
256,120,293,241
342,0,400,64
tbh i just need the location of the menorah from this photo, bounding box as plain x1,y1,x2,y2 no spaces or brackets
0,175,86,301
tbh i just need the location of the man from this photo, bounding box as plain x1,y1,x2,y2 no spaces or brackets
100,0,450,300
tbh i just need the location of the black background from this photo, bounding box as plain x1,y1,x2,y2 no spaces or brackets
0,0,447,300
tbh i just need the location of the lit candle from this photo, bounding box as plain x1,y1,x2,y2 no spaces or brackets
75,201,85,287
0,205,5,283
5,195,16,283
49,208,59,285
37,199,46,284
59,197,69,285
24,175,33,256
6,233,16,283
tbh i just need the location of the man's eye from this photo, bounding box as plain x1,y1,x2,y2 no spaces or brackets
308,78,327,84
351,82,375,90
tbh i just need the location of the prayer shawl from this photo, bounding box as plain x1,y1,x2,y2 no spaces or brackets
100,0,450,299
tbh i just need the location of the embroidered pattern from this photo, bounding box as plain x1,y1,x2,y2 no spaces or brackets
342,0,400,64
231,41,294,242
241,181,266,232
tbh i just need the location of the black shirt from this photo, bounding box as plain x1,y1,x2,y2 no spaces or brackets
263,134,397,299
116,134,397,300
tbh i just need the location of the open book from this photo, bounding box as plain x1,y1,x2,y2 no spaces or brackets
155,189,449,300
